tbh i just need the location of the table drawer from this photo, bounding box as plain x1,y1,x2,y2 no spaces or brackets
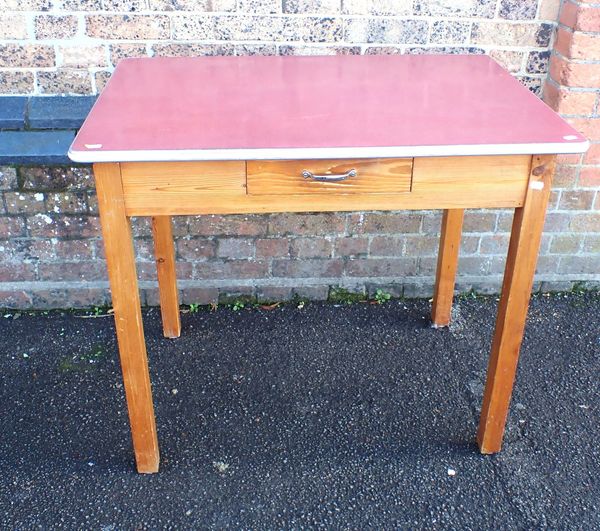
247,158,413,195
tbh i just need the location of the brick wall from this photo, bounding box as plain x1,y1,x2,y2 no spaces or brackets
0,0,598,309
1,0,559,95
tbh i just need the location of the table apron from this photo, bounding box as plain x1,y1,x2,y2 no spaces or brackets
116,154,532,216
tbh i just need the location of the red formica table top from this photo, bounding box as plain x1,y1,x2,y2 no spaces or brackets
69,54,588,163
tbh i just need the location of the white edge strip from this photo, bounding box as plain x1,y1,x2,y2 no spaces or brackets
68,141,590,163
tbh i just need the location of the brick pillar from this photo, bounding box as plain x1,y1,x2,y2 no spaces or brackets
543,0,600,270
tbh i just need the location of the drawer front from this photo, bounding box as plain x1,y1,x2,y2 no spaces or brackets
411,155,531,205
247,158,413,195
120,161,246,194
120,161,246,212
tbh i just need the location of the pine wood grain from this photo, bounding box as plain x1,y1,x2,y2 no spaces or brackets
152,216,181,339
121,160,246,195
94,162,160,474
247,158,412,195
477,154,555,454
121,156,530,216
431,209,464,327
412,155,530,201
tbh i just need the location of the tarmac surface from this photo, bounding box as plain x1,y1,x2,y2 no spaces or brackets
0,292,599,529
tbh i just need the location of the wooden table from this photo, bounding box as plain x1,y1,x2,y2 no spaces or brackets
69,54,588,473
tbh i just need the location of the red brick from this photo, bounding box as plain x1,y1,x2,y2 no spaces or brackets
45,192,88,214
543,82,596,115
0,290,33,309
334,237,368,257
290,237,332,258
578,6,600,31
28,215,101,238
559,255,599,274
550,54,600,87
535,255,559,275
421,212,443,233
268,213,345,236
559,0,578,28
554,27,573,58
549,234,582,254
53,239,95,260
559,190,596,209
462,212,497,232
216,238,254,259
567,117,600,141
561,1,600,32
133,239,155,261
137,261,192,280
579,166,600,187
348,212,421,235
4,192,46,214
345,258,417,277
176,238,215,260
479,234,510,255
461,235,480,254
583,143,600,164
556,153,582,164
553,164,579,187
405,235,439,255
255,237,289,258
570,212,600,232
456,256,496,275
369,236,404,257
37,262,106,281
189,215,266,237
582,234,600,253
24,239,54,261
543,212,571,232
195,260,269,279
558,30,600,60
0,263,36,282
0,216,26,238
0,240,37,262
272,258,343,278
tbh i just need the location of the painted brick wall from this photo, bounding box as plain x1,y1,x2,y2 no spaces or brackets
0,0,598,309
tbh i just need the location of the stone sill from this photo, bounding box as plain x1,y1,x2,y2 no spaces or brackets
0,96,96,165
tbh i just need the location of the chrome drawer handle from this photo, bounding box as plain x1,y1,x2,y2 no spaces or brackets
301,168,357,182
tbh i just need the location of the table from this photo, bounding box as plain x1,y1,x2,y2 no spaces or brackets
69,54,588,474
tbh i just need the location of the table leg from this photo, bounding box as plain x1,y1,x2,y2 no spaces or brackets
477,155,555,454
151,216,181,338
431,209,464,327
94,163,160,473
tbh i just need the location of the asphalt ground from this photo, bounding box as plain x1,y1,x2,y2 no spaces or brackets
0,292,599,529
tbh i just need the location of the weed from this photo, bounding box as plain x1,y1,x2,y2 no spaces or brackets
328,287,365,305
59,344,106,372
189,303,200,314
373,289,391,304
457,289,479,301
231,300,245,311
571,281,587,296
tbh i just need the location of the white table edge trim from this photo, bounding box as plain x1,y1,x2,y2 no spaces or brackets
68,141,590,163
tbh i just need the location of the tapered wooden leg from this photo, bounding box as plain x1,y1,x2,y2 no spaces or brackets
151,216,181,338
94,163,160,473
477,155,555,454
431,209,464,327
